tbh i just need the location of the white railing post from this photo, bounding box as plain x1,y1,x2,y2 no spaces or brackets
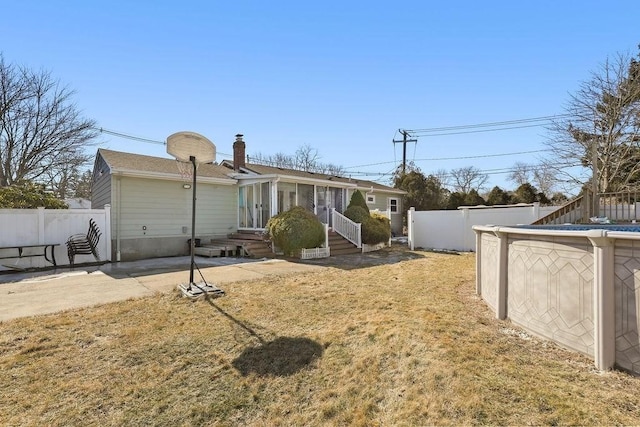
324,223,329,248
331,208,336,232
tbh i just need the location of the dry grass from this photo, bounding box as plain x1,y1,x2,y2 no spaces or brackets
1,247,640,426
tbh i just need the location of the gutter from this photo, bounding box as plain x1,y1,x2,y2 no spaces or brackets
111,169,237,185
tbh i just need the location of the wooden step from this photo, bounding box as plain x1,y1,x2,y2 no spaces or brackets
227,232,266,241
329,246,361,255
326,231,360,256
194,246,222,258
209,237,274,258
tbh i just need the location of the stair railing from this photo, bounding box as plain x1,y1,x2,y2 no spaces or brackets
331,208,362,248
531,195,586,225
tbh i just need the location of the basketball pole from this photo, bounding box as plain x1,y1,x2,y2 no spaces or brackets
188,155,197,289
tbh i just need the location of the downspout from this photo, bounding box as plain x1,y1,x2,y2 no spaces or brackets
366,186,374,203
116,177,122,261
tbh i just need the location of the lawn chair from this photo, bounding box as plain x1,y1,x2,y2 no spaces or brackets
66,219,101,266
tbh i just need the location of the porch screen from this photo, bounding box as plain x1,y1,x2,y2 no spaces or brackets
277,182,297,214
298,184,314,213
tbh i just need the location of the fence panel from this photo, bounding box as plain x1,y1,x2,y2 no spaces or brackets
408,203,558,252
0,207,111,269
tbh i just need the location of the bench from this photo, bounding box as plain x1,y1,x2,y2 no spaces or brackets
0,244,60,269
66,219,101,267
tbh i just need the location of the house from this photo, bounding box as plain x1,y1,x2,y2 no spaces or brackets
91,135,405,261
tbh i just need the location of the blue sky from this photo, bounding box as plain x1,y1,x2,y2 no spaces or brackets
1,1,638,194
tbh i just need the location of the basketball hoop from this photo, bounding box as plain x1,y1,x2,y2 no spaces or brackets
167,131,215,164
176,159,196,183
166,131,222,298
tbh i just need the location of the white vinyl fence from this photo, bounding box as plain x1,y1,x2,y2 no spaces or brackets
407,203,559,252
0,206,111,269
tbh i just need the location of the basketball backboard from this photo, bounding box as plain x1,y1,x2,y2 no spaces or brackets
166,131,216,164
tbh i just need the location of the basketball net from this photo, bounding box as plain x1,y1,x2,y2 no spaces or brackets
176,159,198,183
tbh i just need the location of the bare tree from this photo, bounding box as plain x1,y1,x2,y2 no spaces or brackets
249,144,344,175
449,166,489,193
434,168,450,188
508,161,558,196
40,152,90,198
545,51,640,192
508,162,532,187
72,169,93,199
0,54,97,188
531,164,558,197
294,144,320,171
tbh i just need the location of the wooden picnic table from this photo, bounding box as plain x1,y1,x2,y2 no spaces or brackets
0,244,60,268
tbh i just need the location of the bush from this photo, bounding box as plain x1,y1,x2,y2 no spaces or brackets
348,190,369,213
0,182,68,209
362,213,391,245
343,205,370,224
344,206,391,245
265,206,325,257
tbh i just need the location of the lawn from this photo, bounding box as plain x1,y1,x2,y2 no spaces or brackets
1,248,640,425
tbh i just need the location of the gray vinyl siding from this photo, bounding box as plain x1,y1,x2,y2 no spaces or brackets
91,155,112,209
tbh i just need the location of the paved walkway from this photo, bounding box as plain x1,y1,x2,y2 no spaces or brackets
0,256,326,322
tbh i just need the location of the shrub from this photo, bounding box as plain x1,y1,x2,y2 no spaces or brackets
348,190,369,213
265,206,325,257
343,205,370,224
0,181,68,209
343,207,391,245
362,213,391,245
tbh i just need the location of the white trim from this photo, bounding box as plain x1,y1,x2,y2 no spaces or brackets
110,169,236,185
238,173,359,188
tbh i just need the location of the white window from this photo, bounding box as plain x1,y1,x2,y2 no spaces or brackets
389,197,398,213
366,194,376,204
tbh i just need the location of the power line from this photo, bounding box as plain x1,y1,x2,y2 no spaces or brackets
416,149,550,162
412,123,548,137
344,148,552,169
98,128,165,145
347,161,582,180
97,127,233,157
406,114,570,133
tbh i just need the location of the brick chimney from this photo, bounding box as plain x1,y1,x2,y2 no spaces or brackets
233,134,246,170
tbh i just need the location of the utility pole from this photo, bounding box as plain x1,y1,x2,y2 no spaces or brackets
393,129,418,174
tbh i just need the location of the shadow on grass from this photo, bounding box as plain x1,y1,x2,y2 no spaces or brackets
231,336,324,377
205,296,323,377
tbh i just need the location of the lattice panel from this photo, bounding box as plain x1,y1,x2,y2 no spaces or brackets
614,240,640,373
507,235,594,356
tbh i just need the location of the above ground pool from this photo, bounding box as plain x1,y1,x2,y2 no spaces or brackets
473,223,640,374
